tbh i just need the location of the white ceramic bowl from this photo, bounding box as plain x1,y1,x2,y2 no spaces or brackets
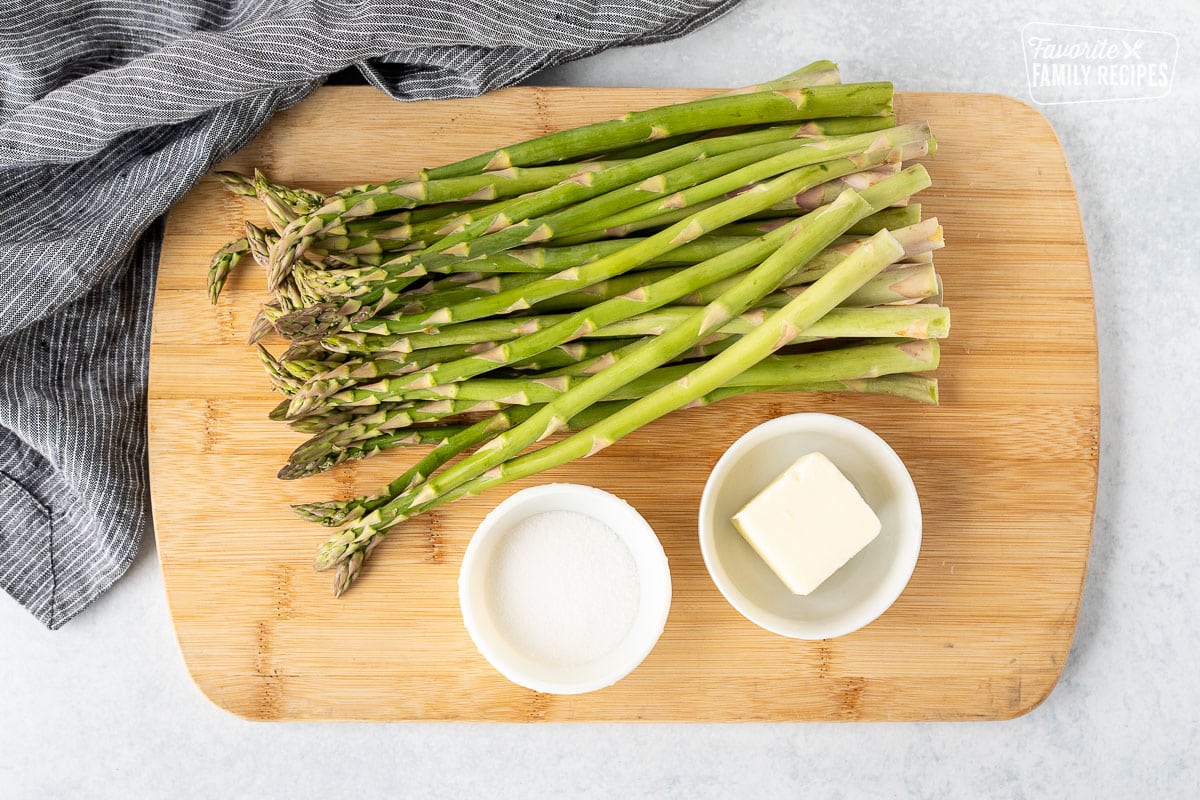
459,483,671,694
699,413,921,640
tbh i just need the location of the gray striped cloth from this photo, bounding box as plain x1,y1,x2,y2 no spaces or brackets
0,0,741,629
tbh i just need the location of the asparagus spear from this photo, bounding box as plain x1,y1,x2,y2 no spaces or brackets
293,236,761,303
758,264,939,308
324,326,946,408
310,300,947,414
677,219,942,306
845,205,923,235
421,82,894,180
305,174,928,428
276,115,921,295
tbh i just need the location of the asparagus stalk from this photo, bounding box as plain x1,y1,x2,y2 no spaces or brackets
287,335,940,481
313,301,947,412
275,400,410,431
284,159,853,344
329,330,945,408
765,164,902,211
542,112,896,164
448,235,917,494
421,82,894,180
388,271,553,316
425,130,899,245
284,398,500,465
677,219,942,306
323,315,577,356
267,160,634,287
547,336,738,378
294,336,709,429
295,236,762,304
596,298,948,340
277,117,924,300
845,205,923,235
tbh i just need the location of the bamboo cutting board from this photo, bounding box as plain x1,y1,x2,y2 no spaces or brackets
149,86,1097,722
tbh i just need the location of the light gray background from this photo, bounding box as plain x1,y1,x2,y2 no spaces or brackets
2,0,1196,796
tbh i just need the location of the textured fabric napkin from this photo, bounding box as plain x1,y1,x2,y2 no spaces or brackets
0,0,741,628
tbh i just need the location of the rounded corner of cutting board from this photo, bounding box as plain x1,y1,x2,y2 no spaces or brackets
151,577,269,721
982,93,1076,167
187,666,271,722
998,665,1068,722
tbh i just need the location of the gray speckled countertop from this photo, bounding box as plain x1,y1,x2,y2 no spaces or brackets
2,1,1197,796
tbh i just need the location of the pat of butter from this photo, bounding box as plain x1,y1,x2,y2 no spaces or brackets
732,451,881,595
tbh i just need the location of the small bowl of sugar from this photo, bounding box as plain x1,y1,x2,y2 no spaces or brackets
458,483,671,695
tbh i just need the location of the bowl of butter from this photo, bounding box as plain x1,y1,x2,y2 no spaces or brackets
698,413,921,639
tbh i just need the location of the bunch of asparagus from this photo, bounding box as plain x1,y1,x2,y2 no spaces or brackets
208,61,949,596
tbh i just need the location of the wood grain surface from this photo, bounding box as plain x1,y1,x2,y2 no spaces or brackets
149,86,1098,722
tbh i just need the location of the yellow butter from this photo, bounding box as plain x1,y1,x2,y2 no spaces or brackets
732,451,881,595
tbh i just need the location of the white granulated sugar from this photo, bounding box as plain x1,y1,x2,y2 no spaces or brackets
485,510,640,667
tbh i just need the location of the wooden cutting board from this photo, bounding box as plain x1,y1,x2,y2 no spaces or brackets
149,86,1097,722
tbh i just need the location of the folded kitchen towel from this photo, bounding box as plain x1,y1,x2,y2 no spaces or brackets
0,0,741,628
